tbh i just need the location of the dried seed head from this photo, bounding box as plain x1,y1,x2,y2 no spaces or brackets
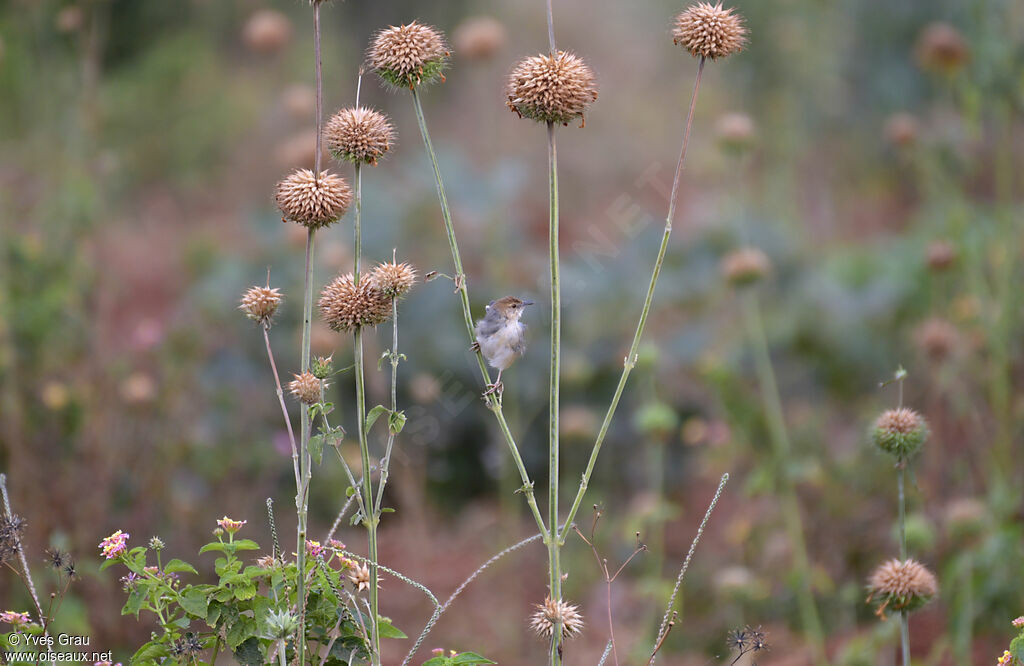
349,562,373,593
506,51,598,126
715,112,756,153
914,318,960,362
867,558,938,618
529,596,584,640
239,286,283,326
885,112,918,148
0,515,26,565
453,16,507,61
312,355,334,380
369,261,417,299
871,407,928,460
369,21,449,89
915,22,969,74
721,247,771,287
242,10,292,55
325,107,396,166
275,169,352,229
673,2,747,60
926,240,956,271
318,273,391,332
288,372,322,405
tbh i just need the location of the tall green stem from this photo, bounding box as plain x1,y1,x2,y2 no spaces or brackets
375,297,399,512
295,3,324,661
546,121,563,665
741,291,828,665
409,88,547,538
351,163,381,664
560,57,706,544
898,464,909,666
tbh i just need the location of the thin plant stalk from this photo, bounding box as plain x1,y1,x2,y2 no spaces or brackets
546,120,563,666
295,2,326,662
560,57,706,544
374,296,399,512
263,326,301,491
739,291,827,664
898,464,910,666
651,472,728,664
409,87,547,538
0,474,47,638
351,161,381,663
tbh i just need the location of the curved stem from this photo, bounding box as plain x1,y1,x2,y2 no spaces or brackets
409,87,547,538
560,57,706,544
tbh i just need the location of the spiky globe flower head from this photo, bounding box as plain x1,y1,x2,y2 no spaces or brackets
721,247,771,287
529,596,584,640
453,16,507,61
369,21,449,89
325,107,396,166
914,318,960,362
673,2,747,60
871,407,928,460
866,558,938,618
715,112,756,154
885,112,918,148
349,561,373,593
288,371,321,405
915,22,969,75
318,273,391,332
926,240,956,272
275,169,352,229
506,51,598,126
239,285,283,326
369,261,417,299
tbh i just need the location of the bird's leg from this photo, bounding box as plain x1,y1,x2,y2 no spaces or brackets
470,341,480,353
483,369,504,398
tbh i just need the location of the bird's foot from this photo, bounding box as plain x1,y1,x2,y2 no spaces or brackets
470,341,480,353
482,381,503,398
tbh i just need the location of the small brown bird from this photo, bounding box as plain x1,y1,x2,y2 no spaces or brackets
472,296,533,396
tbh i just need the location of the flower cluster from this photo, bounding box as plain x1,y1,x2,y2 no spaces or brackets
275,169,353,229
216,517,247,535
239,286,283,327
673,2,746,60
326,106,396,166
319,262,417,333
871,407,929,460
288,371,323,405
99,530,129,559
0,610,30,626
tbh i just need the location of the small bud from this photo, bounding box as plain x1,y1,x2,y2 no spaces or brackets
312,355,334,380
148,536,165,551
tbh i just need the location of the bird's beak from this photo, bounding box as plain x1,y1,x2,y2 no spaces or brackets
522,300,535,306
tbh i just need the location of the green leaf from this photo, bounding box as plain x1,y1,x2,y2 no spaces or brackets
99,557,121,572
388,410,407,434
310,434,326,466
233,580,258,601
165,558,199,575
121,587,146,617
451,652,497,665
346,486,356,497
226,615,257,650
130,640,169,665
178,587,210,618
233,637,265,666
1009,635,1024,661
200,542,229,555
365,404,389,432
232,539,261,552
376,617,407,639
421,659,446,666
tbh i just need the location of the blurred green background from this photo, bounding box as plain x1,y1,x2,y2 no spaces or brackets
0,0,1022,663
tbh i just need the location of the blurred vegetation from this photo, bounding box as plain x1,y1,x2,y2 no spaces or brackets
0,0,1022,663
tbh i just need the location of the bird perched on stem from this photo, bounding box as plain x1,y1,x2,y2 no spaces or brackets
472,296,533,397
